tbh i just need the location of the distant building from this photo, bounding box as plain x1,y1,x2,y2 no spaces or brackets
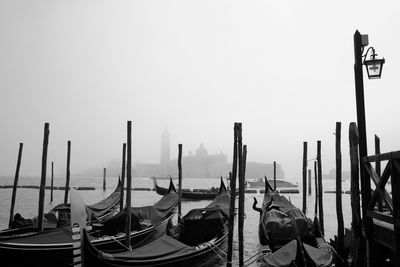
97,130,286,179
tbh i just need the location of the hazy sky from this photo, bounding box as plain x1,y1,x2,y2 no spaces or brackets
1,1,399,182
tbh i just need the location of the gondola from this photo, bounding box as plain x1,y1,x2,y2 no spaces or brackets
253,178,333,267
153,177,227,200
0,179,179,267
82,179,231,267
2,179,123,236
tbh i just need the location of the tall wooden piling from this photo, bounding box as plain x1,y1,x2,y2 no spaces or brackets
120,143,126,211
64,140,71,204
227,122,240,267
125,121,132,248
238,131,244,267
302,142,307,214
50,161,54,202
38,123,50,231
375,135,383,211
9,142,23,228
314,161,318,215
308,169,312,195
103,168,106,191
349,122,364,267
178,144,183,219
317,140,324,235
335,122,344,266
273,161,277,190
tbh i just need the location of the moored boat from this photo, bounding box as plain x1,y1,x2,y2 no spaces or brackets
82,180,231,267
0,179,179,267
153,176,227,200
253,178,333,267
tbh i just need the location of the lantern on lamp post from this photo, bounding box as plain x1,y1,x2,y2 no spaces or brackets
363,46,385,79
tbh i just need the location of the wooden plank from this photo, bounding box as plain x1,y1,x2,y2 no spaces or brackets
367,162,393,212
364,162,393,211
367,210,393,224
363,150,400,163
371,222,394,250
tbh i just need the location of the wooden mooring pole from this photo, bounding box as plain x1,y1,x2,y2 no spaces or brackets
227,122,240,267
238,132,244,267
50,161,54,202
9,142,23,228
308,169,312,195
103,168,106,191
125,121,132,248
375,135,383,212
64,140,71,204
38,123,50,232
349,122,364,267
120,143,126,211
178,144,183,220
302,141,307,214
317,140,324,235
335,122,344,266
314,161,318,216
273,161,276,190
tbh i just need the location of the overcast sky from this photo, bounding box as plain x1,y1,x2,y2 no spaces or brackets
1,1,399,182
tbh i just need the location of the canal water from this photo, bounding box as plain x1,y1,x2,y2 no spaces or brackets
0,176,352,266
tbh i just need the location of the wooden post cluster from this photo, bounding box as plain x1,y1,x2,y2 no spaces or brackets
64,140,71,204
349,122,364,267
38,123,50,231
9,143,23,228
302,142,307,214
125,121,132,248
335,122,344,266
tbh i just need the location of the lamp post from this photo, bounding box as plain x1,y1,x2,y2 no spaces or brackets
353,30,385,267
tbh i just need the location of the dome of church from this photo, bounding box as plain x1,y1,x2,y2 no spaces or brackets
195,143,208,157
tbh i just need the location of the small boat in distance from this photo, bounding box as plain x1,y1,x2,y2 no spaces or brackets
153,177,226,200
247,176,298,188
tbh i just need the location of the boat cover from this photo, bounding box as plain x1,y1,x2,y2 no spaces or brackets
102,189,179,234
303,241,333,266
104,235,195,261
261,193,310,243
262,240,297,267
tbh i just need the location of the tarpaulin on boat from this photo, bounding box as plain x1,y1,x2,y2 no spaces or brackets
102,188,178,235
261,194,310,243
104,235,195,261
85,180,122,220
262,240,297,267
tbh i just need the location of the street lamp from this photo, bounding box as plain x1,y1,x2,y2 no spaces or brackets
353,30,385,266
363,46,385,79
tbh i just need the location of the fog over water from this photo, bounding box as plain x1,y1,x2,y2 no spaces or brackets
1,1,400,184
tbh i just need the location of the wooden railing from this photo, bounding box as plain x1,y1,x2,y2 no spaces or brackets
361,150,400,264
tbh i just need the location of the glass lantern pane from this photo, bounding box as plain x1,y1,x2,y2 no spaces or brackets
367,63,381,78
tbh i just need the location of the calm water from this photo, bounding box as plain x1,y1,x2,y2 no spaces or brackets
0,176,352,266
